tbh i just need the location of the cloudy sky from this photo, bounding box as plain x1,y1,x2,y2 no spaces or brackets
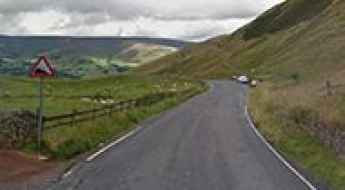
0,0,283,41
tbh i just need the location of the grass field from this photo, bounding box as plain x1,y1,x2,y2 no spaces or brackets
0,75,198,115
249,84,345,190
0,75,206,159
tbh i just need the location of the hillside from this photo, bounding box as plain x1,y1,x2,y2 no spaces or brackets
0,36,187,78
139,0,345,188
140,0,345,120
140,0,342,81
119,43,178,66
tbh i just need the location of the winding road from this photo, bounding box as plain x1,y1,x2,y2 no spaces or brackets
52,81,309,190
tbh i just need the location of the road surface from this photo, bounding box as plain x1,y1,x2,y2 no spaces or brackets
52,81,309,190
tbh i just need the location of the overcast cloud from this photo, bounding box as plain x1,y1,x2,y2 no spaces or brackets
0,0,283,41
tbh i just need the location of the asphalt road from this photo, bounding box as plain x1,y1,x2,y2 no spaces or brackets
52,81,309,190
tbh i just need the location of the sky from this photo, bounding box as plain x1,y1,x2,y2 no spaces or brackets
0,0,283,41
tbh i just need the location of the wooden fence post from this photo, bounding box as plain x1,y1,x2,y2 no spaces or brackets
132,100,136,109
119,102,122,111
92,108,96,126
124,102,128,112
71,109,77,127
108,106,112,117
326,80,332,96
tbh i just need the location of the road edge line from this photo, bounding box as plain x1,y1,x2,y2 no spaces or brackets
85,126,143,162
244,106,317,190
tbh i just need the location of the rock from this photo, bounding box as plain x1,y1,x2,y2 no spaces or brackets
250,80,258,87
106,99,115,104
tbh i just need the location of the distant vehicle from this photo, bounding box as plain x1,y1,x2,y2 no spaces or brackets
232,75,238,80
237,75,250,83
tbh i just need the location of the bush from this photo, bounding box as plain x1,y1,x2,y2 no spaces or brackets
0,110,37,148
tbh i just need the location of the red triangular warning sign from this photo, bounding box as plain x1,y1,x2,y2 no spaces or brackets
30,56,56,78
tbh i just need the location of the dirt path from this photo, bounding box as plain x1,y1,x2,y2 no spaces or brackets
0,151,62,190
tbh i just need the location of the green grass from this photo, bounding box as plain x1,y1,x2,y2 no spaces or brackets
0,75,197,115
242,0,332,40
1,74,206,159
249,85,345,190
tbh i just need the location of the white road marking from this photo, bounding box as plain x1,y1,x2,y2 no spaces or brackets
85,85,208,164
86,126,143,162
62,169,74,179
245,106,318,190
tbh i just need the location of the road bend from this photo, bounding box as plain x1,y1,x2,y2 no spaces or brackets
52,81,309,190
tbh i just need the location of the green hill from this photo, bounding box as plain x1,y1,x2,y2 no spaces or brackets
0,36,187,78
140,0,345,119
140,0,342,81
139,0,345,188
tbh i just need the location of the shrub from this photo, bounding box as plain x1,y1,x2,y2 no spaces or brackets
290,73,301,83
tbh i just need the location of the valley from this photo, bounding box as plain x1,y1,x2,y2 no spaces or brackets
1,0,345,189
0,36,187,78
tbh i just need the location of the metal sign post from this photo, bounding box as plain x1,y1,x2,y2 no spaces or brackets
37,77,44,159
30,55,55,160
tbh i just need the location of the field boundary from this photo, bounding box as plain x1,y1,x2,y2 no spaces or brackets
42,90,193,130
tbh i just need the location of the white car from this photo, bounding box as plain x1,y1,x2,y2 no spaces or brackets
237,75,250,83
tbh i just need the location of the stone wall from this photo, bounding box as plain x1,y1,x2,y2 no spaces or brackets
0,110,37,149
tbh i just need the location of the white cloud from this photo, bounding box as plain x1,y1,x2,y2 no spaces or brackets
0,0,284,41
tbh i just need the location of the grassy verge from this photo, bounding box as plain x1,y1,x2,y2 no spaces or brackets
0,74,206,159
249,85,345,190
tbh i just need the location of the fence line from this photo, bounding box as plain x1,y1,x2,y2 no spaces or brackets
42,90,193,130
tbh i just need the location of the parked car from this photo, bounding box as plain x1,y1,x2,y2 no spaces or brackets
237,75,250,83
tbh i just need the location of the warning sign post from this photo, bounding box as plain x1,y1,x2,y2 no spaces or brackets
30,56,56,159
30,56,55,78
